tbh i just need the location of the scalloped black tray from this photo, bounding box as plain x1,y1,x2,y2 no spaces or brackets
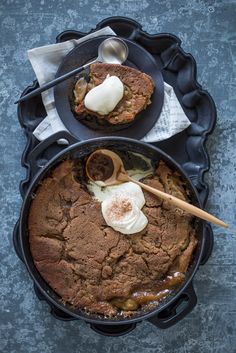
14,16,216,335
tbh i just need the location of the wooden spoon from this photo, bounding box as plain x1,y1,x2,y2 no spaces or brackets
86,149,228,228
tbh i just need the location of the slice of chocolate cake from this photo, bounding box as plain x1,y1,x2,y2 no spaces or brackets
73,63,155,125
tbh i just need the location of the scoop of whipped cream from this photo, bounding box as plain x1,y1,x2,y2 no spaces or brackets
101,182,148,235
88,181,144,206
84,75,124,115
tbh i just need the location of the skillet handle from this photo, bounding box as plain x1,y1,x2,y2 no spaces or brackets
33,284,77,321
34,283,136,331
24,130,78,174
147,282,197,329
13,221,24,263
200,223,214,265
89,323,136,337
50,307,78,322
28,131,78,168
20,131,78,196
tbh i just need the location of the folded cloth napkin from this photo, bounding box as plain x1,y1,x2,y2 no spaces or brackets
28,27,190,144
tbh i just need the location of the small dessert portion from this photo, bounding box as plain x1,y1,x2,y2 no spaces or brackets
28,155,197,317
73,63,155,125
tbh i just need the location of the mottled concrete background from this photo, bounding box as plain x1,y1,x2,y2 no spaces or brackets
0,0,236,352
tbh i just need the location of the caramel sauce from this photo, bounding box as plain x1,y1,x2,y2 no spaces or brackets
111,272,185,311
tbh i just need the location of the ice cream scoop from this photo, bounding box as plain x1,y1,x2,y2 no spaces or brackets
84,76,124,115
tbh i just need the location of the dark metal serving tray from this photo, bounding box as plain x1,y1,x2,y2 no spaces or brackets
14,17,216,336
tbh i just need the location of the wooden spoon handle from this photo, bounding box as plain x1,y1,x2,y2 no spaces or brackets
129,177,228,228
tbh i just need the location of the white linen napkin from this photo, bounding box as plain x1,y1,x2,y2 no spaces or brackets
28,27,190,144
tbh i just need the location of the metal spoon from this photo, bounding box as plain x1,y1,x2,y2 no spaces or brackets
15,37,129,104
86,149,228,228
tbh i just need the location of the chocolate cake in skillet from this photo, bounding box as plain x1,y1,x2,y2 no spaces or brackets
28,157,197,317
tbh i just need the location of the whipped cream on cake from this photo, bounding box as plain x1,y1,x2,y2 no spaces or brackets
90,182,148,234
84,75,124,115
101,190,148,234
86,153,154,234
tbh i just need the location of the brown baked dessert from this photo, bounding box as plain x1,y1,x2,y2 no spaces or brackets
28,158,197,317
73,63,155,125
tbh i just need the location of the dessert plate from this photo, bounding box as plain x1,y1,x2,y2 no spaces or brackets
54,35,164,140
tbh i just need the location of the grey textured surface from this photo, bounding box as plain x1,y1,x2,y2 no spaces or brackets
0,1,236,352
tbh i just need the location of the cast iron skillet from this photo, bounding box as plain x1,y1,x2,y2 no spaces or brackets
53,36,164,140
18,132,209,336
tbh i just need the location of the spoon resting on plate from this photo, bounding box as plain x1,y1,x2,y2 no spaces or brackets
86,149,228,229
15,37,129,104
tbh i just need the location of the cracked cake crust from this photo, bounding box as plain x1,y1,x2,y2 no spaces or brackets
28,159,197,317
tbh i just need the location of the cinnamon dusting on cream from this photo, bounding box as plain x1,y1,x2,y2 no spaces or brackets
106,197,132,220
